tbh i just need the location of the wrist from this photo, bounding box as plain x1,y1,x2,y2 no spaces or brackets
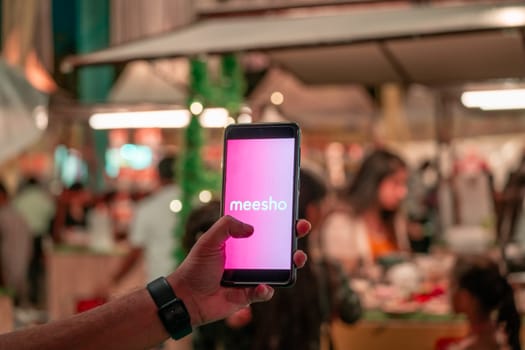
166,273,202,327
146,277,193,339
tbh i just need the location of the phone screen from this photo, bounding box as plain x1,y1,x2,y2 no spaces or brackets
223,137,296,271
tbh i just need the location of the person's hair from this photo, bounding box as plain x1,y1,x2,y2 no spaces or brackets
69,182,85,192
157,156,177,182
453,255,521,350
298,168,327,220
344,148,406,214
18,176,39,192
183,200,221,253
343,149,406,245
0,183,8,199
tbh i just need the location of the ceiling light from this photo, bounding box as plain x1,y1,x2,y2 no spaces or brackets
271,91,284,105
169,199,182,213
33,106,48,130
492,7,525,27
190,101,204,115
89,110,191,129
198,108,230,128
461,89,525,111
199,190,212,203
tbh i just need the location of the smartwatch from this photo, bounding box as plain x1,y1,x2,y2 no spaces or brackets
146,277,192,340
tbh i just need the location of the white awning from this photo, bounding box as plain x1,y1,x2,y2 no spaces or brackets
0,60,47,164
62,2,525,85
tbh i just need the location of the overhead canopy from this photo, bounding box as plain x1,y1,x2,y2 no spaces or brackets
0,60,47,164
62,2,525,85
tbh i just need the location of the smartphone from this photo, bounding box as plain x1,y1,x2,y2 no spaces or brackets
220,122,301,287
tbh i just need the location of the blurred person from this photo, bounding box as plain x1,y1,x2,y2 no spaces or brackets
107,189,134,242
183,170,362,350
251,168,362,350
0,216,311,350
52,182,92,243
111,156,180,288
182,201,221,254
13,176,55,305
86,193,114,253
0,183,32,306
321,148,411,274
436,255,520,350
405,160,440,253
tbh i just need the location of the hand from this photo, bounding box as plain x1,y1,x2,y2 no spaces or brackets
225,306,252,329
167,215,310,327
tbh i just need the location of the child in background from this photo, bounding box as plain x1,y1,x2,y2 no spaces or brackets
437,255,521,350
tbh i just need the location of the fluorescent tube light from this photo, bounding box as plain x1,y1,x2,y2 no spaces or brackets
89,110,191,129
492,7,525,27
461,89,525,111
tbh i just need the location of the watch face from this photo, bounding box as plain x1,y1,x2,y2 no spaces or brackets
147,277,192,340
161,300,188,324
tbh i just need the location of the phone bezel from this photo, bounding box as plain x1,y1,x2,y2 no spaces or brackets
220,122,301,287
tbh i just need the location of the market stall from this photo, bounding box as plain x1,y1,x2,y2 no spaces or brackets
46,244,145,321
40,1,525,349
332,318,466,350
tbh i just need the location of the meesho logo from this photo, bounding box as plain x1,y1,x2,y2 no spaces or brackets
229,196,288,211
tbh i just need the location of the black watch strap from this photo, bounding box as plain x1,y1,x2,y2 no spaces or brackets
147,277,175,308
147,277,192,340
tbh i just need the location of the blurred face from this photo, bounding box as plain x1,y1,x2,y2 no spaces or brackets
378,168,408,211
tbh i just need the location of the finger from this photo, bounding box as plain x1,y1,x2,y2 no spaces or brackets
251,284,274,302
225,284,274,305
296,219,311,239
201,215,254,247
293,250,308,268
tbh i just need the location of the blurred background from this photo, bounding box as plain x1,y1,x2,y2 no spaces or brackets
2,0,525,349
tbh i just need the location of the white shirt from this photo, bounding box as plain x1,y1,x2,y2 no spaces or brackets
130,184,180,281
321,212,372,265
321,211,409,267
13,186,55,237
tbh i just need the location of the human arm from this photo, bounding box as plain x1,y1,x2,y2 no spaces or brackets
0,216,310,350
110,204,148,286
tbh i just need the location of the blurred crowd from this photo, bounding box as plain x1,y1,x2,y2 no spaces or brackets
0,176,143,308
0,147,523,350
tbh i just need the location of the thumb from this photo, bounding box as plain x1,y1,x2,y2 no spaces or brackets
225,284,275,305
199,215,254,248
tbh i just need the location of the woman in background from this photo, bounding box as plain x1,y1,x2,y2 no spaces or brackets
321,148,410,274
437,255,520,350
251,169,362,350
184,169,362,350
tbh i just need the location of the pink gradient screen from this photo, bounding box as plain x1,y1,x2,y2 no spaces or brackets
224,138,296,270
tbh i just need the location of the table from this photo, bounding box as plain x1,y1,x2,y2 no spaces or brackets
46,246,145,321
331,312,525,350
331,319,467,350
